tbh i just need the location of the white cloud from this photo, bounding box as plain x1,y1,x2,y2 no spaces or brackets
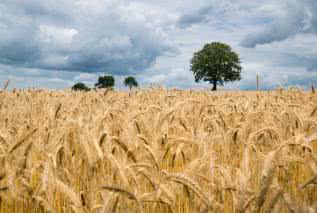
39,25,77,46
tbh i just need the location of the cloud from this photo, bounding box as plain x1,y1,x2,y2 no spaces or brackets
73,73,98,87
241,0,317,48
176,0,240,28
1,0,317,90
0,0,177,74
176,0,279,29
276,54,317,72
177,4,213,28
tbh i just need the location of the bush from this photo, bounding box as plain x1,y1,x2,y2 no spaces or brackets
71,83,90,91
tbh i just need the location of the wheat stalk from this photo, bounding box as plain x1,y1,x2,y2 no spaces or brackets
165,172,211,208
255,150,276,209
100,185,141,211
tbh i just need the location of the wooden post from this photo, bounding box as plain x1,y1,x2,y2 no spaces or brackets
256,74,259,91
3,80,10,91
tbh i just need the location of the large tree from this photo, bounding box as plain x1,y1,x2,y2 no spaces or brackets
190,42,242,91
124,76,138,92
95,75,115,89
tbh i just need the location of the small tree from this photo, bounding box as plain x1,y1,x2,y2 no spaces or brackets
190,42,242,91
124,76,138,91
95,75,115,89
71,82,90,91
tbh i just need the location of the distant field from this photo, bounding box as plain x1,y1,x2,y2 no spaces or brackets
0,89,317,212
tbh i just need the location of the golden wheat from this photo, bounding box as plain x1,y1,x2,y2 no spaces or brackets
0,88,316,212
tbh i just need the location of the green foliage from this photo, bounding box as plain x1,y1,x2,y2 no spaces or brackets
95,75,115,89
124,76,138,91
190,42,242,90
71,82,90,91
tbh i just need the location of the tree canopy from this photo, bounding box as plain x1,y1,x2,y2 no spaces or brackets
95,75,115,89
71,82,90,91
190,42,242,90
124,76,138,91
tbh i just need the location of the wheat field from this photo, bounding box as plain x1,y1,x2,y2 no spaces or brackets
0,88,317,213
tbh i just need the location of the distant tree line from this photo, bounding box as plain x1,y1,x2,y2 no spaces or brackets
72,75,138,92
72,41,242,92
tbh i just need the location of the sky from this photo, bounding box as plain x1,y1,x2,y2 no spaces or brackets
0,0,316,90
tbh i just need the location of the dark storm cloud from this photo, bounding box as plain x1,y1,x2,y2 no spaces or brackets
0,0,177,75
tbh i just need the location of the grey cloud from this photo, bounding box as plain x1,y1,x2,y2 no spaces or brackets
308,0,317,33
0,0,177,75
176,0,273,29
288,75,317,86
275,54,317,72
1,0,317,90
177,4,213,28
240,19,303,48
241,0,317,48
0,8,41,65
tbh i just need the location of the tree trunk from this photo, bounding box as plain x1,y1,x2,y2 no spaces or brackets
212,82,217,91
